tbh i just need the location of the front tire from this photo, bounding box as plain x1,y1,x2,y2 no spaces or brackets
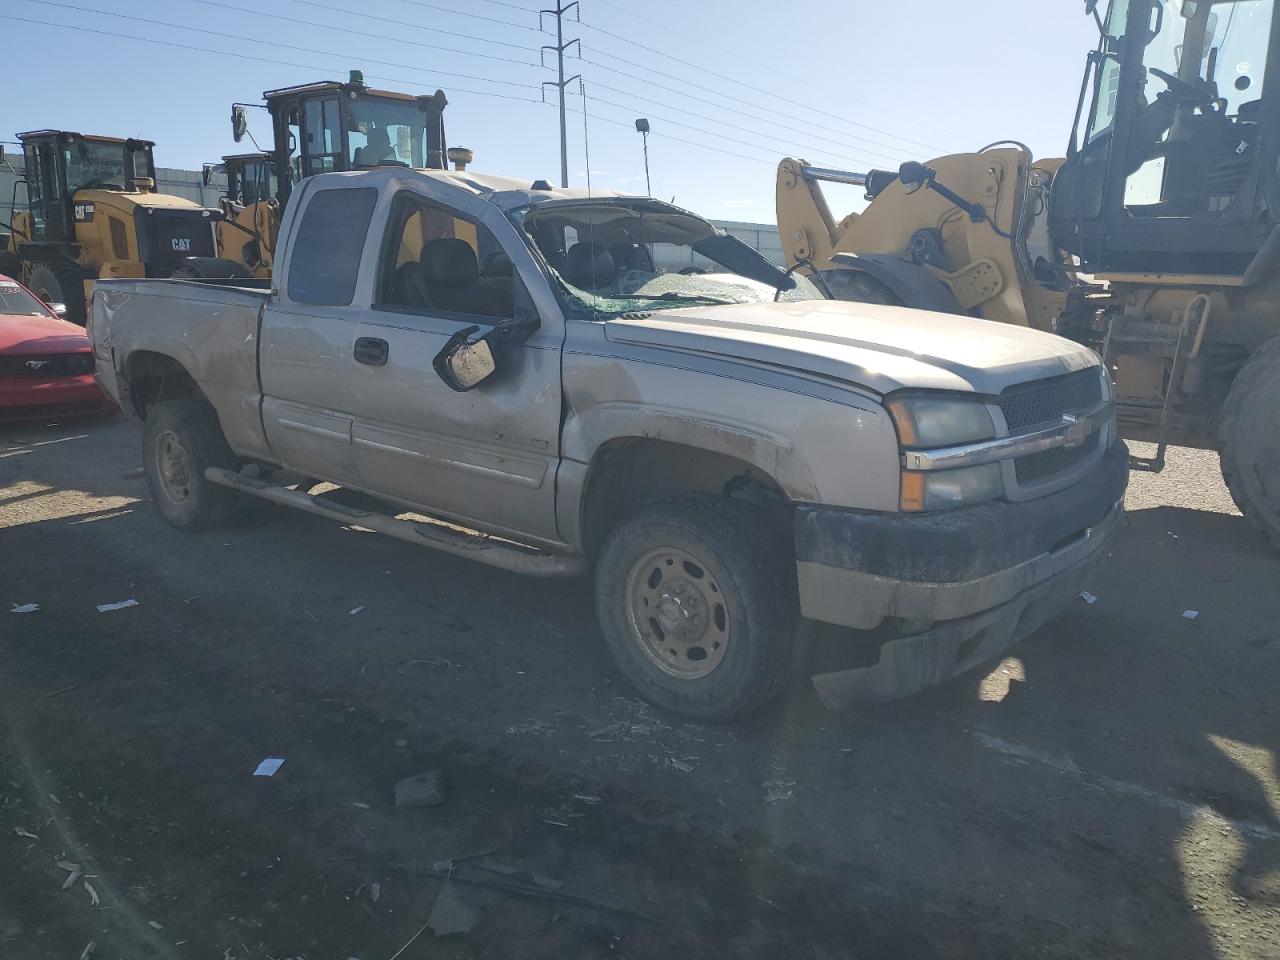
27,258,89,325
142,398,240,530
1219,335,1280,551
594,497,796,721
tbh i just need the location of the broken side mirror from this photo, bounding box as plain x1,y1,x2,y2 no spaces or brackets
433,325,498,392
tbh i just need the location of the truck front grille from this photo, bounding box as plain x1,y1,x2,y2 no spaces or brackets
998,368,1101,432
999,368,1104,489
0,353,95,377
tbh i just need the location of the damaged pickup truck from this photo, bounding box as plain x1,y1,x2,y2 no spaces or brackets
90,166,1126,719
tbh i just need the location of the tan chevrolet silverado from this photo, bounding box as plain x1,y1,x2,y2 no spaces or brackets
90,167,1127,720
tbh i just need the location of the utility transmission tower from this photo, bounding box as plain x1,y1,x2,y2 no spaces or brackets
540,1,581,188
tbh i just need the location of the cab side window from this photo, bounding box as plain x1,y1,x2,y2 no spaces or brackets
375,193,515,321
287,187,378,306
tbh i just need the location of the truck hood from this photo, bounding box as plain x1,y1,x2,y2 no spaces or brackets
602,299,1097,395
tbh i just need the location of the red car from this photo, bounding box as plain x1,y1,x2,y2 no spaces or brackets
0,274,115,421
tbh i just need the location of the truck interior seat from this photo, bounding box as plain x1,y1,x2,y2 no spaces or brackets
421,238,509,317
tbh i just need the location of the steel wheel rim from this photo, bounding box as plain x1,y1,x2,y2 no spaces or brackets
155,430,193,504
624,545,730,679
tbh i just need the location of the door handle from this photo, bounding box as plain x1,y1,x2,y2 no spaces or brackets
353,337,389,367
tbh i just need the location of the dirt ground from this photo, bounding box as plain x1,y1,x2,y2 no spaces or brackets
2,416,1279,959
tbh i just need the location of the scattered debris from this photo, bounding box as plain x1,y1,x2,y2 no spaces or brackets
1079,591,1098,605
428,862,655,922
1182,609,1200,620
572,794,601,805
430,850,494,873
762,780,796,803
474,858,562,890
370,882,381,904
349,606,365,616
394,770,445,808
58,861,83,891
505,719,555,736
428,881,478,936
84,882,100,907
96,598,138,613
10,602,39,614
13,827,39,840
122,466,145,480
78,941,96,960
388,920,430,959
147,920,163,931
352,801,371,810
253,757,286,777
543,819,569,828
586,722,624,739
667,758,695,773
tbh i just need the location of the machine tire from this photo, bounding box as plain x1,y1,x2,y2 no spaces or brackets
142,398,241,531
1218,334,1280,551
593,496,797,721
27,258,89,325
170,257,251,281
819,269,904,306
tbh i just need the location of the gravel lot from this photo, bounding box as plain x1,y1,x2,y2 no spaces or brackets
2,417,1278,959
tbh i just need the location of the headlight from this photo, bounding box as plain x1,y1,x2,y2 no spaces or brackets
900,462,1003,511
885,394,996,447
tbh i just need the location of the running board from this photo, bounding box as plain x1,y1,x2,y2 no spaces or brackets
204,467,586,578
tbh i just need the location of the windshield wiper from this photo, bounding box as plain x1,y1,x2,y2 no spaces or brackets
620,292,740,306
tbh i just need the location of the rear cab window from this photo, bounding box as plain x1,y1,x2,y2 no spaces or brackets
286,187,378,306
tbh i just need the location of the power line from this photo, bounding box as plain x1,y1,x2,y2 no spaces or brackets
573,52,914,163
20,0,540,91
0,15,542,103
566,97,774,168
194,0,540,67
283,0,536,53
582,69,905,166
575,17,950,156
385,0,539,30
471,0,540,10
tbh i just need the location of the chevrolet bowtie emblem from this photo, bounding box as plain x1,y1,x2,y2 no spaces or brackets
1062,412,1089,449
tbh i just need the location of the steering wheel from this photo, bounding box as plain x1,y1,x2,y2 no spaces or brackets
1149,67,1218,106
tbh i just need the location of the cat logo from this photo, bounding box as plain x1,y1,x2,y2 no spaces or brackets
73,202,95,223
171,237,192,252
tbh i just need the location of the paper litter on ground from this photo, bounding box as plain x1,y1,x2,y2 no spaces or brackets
96,599,138,613
1182,609,1200,620
10,603,40,614
253,757,286,777
1079,591,1098,604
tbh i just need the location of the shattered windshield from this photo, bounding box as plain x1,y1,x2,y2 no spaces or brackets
512,198,820,319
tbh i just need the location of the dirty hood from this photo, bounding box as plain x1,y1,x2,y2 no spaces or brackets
603,299,1098,395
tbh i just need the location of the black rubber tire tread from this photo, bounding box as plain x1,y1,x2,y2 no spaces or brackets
821,269,904,306
593,495,797,722
142,398,240,531
27,258,89,325
1218,333,1280,551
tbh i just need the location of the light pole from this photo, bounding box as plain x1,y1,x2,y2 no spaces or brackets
634,118,651,196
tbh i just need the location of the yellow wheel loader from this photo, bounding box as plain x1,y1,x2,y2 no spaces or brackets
201,152,279,280
0,131,226,324
777,0,1280,549
199,72,450,279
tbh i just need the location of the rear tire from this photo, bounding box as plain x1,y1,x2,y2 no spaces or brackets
819,269,904,306
1218,334,1280,551
594,496,797,721
142,398,240,531
27,258,89,325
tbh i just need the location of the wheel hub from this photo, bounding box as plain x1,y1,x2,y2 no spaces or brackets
155,431,193,504
625,546,729,680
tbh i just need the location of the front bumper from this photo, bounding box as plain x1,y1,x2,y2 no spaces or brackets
0,374,116,422
794,440,1128,708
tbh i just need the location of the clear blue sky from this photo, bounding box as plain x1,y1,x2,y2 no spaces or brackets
4,0,1099,223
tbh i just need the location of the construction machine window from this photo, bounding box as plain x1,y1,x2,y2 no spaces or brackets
348,96,428,168
63,140,133,192
303,97,342,175
513,198,820,320
1114,0,1274,213
376,193,517,320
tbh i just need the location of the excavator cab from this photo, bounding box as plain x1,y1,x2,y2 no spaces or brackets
258,74,448,207
1052,0,1279,275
